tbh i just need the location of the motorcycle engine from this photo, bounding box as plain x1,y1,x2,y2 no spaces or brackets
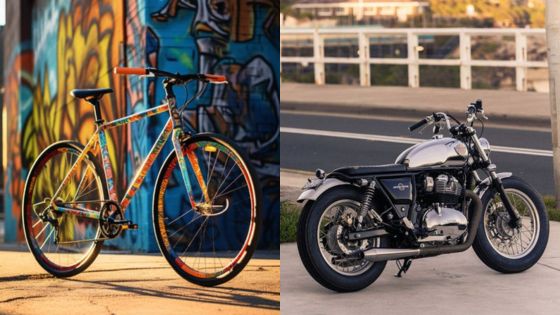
418,174,468,244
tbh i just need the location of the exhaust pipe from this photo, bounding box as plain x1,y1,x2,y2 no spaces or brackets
362,190,483,262
363,248,420,262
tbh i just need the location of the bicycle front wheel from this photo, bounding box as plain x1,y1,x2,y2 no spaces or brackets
153,134,261,286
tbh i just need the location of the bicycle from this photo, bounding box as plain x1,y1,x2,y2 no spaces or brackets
22,67,262,286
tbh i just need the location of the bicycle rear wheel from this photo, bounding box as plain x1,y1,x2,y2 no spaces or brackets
153,134,261,286
22,141,106,277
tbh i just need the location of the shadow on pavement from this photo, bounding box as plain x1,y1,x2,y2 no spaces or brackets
65,277,280,310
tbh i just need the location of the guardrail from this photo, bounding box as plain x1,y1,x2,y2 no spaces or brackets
280,28,547,91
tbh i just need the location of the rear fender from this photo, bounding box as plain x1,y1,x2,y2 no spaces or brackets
297,178,353,203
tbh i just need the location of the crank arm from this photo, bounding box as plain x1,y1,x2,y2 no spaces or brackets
347,228,389,241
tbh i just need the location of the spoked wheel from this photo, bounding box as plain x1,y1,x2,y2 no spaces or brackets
154,134,261,286
22,141,107,277
297,186,387,292
473,176,549,273
485,190,539,258
317,200,377,276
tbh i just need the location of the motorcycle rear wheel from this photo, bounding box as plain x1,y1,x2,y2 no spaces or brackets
297,186,387,292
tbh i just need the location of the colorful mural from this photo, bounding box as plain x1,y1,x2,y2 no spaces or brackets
2,0,279,250
147,0,280,248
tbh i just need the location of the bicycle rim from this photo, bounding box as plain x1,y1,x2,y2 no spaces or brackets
156,136,258,281
23,144,104,273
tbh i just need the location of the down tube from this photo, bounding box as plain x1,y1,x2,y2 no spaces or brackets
120,118,174,210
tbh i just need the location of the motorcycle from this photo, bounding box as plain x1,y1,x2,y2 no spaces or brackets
296,100,549,292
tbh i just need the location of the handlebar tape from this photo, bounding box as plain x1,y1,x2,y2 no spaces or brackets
113,67,147,75
409,118,428,132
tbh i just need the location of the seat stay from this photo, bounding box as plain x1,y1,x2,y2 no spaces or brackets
49,133,100,203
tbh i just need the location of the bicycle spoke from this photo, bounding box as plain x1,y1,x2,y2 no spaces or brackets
157,138,256,280
213,182,247,201
181,217,210,258
169,213,205,238
24,146,104,273
40,226,55,251
212,173,243,204
35,223,50,239
167,207,195,226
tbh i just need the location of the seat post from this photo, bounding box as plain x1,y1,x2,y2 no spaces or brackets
88,98,104,124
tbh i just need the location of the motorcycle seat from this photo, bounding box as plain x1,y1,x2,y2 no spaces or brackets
329,164,406,178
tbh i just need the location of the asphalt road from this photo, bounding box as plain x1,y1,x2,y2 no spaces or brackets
281,110,554,195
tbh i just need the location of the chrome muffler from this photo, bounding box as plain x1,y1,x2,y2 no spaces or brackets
363,248,420,262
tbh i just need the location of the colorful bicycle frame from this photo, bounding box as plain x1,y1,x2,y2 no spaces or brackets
50,87,206,221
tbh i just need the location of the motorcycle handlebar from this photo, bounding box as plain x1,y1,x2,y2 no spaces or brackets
409,118,428,131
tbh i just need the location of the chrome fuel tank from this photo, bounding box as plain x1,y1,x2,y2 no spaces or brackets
395,137,468,168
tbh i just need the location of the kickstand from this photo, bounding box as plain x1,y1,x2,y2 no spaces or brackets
395,259,413,278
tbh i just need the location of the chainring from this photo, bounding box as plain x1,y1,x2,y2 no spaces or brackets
100,201,124,238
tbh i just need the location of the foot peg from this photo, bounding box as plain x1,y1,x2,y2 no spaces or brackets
395,259,413,278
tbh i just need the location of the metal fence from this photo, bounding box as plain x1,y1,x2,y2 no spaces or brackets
280,28,548,91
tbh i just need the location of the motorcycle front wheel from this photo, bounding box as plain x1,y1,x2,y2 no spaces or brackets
297,186,388,292
472,176,549,273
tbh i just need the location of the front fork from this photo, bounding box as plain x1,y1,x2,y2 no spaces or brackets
171,128,210,209
165,82,210,209
470,130,522,228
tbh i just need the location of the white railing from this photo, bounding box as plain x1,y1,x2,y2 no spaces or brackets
280,28,547,91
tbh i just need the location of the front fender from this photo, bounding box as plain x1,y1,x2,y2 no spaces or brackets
474,172,513,197
297,178,353,203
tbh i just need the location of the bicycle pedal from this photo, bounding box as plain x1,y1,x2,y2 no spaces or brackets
122,223,138,230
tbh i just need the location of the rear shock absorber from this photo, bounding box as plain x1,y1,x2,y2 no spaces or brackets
358,180,376,227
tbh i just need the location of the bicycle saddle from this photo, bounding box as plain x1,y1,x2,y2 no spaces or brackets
70,88,113,100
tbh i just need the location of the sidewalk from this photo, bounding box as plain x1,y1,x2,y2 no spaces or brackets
0,247,279,315
280,169,560,314
281,83,551,126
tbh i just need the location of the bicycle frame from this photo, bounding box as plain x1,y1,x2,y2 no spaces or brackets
50,96,206,220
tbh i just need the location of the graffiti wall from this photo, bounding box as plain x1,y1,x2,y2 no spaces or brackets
2,0,279,250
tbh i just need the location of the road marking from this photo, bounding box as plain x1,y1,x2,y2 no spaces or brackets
281,109,551,132
281,127,553,157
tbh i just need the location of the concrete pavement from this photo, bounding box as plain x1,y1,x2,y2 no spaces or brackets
281,233,560,315
281,83,551,126
281,170,560,315
0,247,279,315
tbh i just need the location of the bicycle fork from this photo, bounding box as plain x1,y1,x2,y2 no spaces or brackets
171,128,210,209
